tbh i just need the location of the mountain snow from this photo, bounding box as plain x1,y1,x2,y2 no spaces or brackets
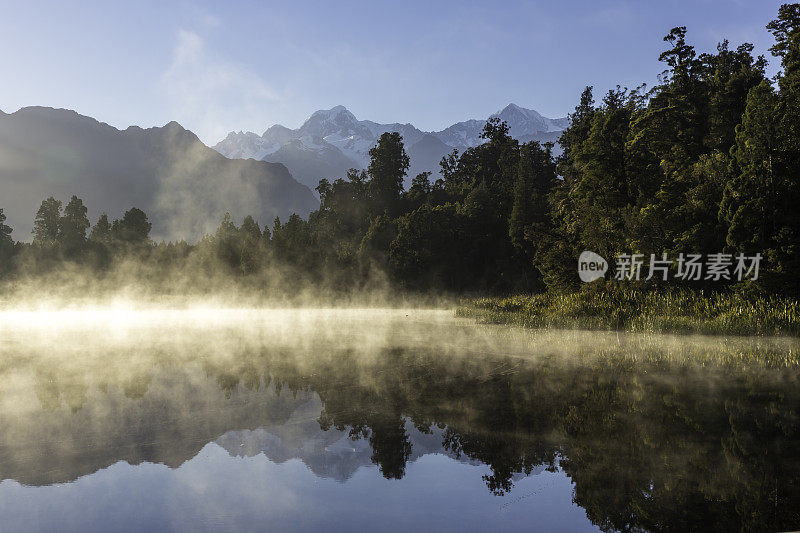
213,104,569,190
215,104,567,166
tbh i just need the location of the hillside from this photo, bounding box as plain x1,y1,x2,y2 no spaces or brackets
0,107,319,241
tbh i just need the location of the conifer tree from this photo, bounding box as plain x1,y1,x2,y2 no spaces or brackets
32,197,62,246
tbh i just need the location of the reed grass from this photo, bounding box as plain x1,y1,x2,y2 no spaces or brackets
456,289,800,336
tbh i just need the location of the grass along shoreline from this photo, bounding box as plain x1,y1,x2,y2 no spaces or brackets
456,290,800,336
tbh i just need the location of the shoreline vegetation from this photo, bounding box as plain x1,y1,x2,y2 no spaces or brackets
457,289,800,336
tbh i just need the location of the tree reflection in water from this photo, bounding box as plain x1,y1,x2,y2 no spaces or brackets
0,309,797,531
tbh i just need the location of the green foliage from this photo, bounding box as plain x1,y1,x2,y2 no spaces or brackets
3,5,800,304
32,197,62,246
404,172,431,212
0,208,14,272
358,214,397,273
213,212,240,269
0,208,12,249
89,214,111,245
239,215,263,275
367,132,410,218
59,195,90,257
767,3,800,72
459,289,800,336
389,203,461,287
111,207,151,245
272,213,313,269
722,81,778,257
508,141,556,251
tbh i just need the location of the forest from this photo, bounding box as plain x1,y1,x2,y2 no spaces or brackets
1,4,800,299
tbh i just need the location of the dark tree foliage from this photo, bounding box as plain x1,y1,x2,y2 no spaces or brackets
0,208,14,272
59,195,90,257
2,5,799,296
89,214,112,245
367,132,410,218
32,197,62,246
0,209,12,249
111,207,151,245
404,172,432,213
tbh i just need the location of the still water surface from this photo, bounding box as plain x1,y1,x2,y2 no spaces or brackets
0,308,797,532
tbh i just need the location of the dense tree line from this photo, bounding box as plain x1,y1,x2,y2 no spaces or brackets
2,5,799,295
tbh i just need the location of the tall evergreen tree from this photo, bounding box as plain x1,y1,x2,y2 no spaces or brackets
59,195,90,256
89,214,112,245
404,172,431,212
536,87,598,287
32,197,62,246
568,88,634,259
112,207,151,244
509,141,556,252
367,132,409,218
762,3,800,286
239,215,263,274
214,212,240,269
0,208,13,267
0,208,12,247
722,81,779,256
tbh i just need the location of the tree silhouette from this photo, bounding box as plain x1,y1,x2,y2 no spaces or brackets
89,213,112,245
367,132,409,218
112,207,151,244
59,195,90,257
32,197,62,246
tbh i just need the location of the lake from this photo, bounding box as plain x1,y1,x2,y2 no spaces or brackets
0,308,798,532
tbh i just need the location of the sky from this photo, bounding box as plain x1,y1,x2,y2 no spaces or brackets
0,0,788,144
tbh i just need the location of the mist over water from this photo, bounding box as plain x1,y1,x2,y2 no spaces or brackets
0,306,798,531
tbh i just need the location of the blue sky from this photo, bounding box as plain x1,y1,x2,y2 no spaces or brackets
0,0,787,144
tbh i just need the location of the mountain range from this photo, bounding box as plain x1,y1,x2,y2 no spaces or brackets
0,104,566,241
0,365,537,487
0,107,318,241
215,394,492,483
214,104,568,191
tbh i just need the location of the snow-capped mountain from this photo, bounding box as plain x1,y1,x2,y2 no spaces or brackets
493,103,568,137
214,394,488,483
214,104,568,190
433,105,567,150
433,118,488,150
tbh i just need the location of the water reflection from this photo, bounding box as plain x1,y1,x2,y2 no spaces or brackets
0,309,798,531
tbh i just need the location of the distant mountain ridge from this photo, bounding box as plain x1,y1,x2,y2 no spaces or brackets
214,104,568,190
214,395,490,483
0,106,318,241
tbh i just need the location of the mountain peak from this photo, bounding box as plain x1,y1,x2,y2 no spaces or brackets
160,120,201,143
494,103,543,119
214,104,569,189
309,105,355,120
163,120,185,130
489,104,562,135
299,105,368,147
0,106,318,242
